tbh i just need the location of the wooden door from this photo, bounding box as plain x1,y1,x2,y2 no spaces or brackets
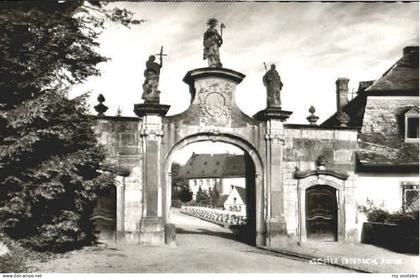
305,185,337,241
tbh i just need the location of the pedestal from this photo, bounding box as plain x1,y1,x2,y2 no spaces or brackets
139,217,165,246
266,218,289,246
134,102,170,246
253,107,292,122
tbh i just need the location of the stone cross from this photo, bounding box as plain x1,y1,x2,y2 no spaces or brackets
154,46,167,66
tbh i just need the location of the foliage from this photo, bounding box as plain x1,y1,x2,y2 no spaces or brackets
386,210,419,229
209,186,219,207
178,188,193,203
0,1,142,252
358,199,391,222
0,233,26,272
358,199,419,228
171,163,192,203
195,186,210,206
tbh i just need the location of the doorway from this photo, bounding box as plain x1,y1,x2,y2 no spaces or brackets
305,184,338,241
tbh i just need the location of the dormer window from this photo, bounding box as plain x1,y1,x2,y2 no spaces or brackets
404,107,419,142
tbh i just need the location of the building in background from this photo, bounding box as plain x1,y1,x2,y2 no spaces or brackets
223,185,247,216
322,46,419,232
178,153,245,200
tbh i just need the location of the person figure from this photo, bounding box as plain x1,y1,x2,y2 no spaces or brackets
142,55,162,103
263,64,283,108
203,18,223,68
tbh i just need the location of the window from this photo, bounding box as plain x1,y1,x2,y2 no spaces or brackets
404,107,419,142
402,182,419,212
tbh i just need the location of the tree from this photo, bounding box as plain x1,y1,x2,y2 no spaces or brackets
209,186,220,207
171,163,192,204
0,1,142,252
195,186,210,206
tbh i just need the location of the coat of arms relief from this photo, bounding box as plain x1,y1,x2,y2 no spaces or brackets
197,81,234,127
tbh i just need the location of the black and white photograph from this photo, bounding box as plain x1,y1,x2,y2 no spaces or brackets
0,0,419,275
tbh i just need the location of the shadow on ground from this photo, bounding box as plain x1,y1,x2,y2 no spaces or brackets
175,226,254,245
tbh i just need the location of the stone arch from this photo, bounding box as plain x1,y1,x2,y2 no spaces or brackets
162,132,265,246
296,173,347,243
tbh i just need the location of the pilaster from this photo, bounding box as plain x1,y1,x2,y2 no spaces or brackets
134,103,170,245
254,107,292,247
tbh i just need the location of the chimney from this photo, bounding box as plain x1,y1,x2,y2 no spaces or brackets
357,80,374,93
403,46,419,55
336,78,349,112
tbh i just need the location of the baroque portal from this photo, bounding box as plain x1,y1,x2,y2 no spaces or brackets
94,18,359,248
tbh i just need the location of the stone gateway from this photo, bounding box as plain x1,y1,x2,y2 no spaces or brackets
94,65,359,247
91,24,418,249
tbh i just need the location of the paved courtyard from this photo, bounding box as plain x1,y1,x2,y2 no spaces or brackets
29,208,353,273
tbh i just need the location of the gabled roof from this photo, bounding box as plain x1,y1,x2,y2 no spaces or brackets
234,186,246,205
322,46,419,171
179,153,245,179
322,46,419,128
225,186,247,205
321,93,367,128
366,46,419,92
405,106,419,116
215,194,229,207
357,141,419,168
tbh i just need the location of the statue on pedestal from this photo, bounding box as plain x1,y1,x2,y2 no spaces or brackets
203,18,224,68
263,64,283,108
142,47,167,104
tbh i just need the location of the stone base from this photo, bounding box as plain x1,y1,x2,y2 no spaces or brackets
134,103,170,117
253,107,293,121
164,223,177,247
116,231,140,244
266,218,290,247
139,217,165,246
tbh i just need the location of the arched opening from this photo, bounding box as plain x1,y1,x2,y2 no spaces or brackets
163,134,264,246
305,184,338,241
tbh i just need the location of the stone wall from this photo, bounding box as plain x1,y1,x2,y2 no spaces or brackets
94,116,143,243
283,126,359,242
361,95,418,146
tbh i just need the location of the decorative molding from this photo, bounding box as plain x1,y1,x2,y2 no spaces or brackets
140,128,164,139
197,81,234,127
253,107,293,122
294,169,348,180
265,133,286,145
133,103,170,117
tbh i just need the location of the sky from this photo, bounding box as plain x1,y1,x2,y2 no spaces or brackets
70,2,418,124
68,2,418,162
70,1,418,124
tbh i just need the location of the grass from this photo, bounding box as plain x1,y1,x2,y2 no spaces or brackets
0,233,54,273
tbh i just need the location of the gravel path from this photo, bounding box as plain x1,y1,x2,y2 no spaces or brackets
30,208,353,273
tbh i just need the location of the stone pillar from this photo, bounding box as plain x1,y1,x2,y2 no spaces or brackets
254,107,292,247
115,176,126,242
134,103,170,245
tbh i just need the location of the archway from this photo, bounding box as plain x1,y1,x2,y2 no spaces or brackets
162,133,265,246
